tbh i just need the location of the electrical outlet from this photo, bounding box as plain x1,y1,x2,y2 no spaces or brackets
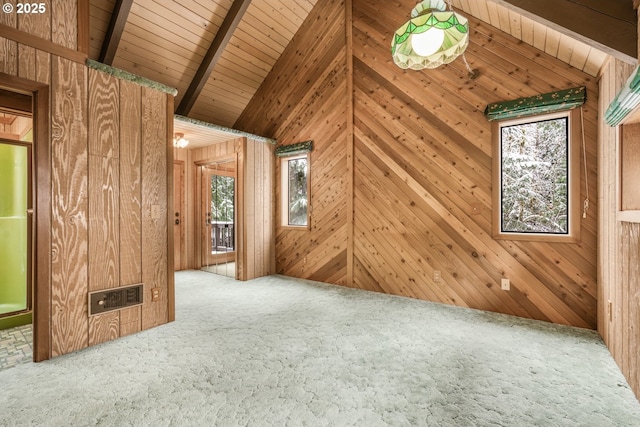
433,270,441,282
501,278,510,291
151,288,160,302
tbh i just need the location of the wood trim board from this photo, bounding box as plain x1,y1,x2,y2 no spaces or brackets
0,24,87,64
166,94,175,323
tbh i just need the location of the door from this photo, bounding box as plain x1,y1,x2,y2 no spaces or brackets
200,159,236,278
173,161,185,271
0,138,32,324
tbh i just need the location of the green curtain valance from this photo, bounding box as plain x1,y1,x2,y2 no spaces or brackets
605,65,640,127
275,141,313,157
484,86,586,122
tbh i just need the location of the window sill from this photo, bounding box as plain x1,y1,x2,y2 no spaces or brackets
493,232,579,243
280,225,310,231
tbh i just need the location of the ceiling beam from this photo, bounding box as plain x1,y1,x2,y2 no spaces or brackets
98,0,133,65
176,0,253,116
493,0,637,64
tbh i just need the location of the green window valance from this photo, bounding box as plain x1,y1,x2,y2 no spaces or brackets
484,86,586,122
605,65,640,127
275,141,313,157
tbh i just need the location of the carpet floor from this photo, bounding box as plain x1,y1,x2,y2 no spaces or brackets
1,270,639,426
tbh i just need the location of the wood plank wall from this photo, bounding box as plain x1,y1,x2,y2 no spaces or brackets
244,138,276,279
235,0,599,328
598,57,639,399
1,0,173,358
235,0,349,285
177,136,275,280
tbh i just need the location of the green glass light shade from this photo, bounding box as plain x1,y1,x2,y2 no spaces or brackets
392,0,469,70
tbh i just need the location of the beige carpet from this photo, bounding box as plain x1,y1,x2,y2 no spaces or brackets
201,261,235,278
1,270,639,426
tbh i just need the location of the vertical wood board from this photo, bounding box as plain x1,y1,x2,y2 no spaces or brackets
141,86,168,330
119,79,142,286
50,56,89,357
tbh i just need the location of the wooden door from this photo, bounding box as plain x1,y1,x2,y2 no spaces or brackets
173,161,185,271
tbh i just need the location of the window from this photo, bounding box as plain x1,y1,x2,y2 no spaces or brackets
281,154,309,227
492,110,580,242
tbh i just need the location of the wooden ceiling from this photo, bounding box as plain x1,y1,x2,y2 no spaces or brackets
88,0,632,140
450,0,629,77
89,0,318,129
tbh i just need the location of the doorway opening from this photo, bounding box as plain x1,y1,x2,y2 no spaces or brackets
0,75,51,363
0,90,33,369
200,158,236,278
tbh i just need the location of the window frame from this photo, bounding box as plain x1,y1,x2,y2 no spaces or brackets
492,109,581,242
280,153,310,229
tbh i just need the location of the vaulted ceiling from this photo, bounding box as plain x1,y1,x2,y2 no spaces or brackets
89,0,636,139
89,0,319,130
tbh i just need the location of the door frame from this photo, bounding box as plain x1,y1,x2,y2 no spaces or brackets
195,154,244,280
173,160,186,271
201,163,236,266
0,72,51,362
0,139,33,318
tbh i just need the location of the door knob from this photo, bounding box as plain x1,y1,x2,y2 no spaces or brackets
175,219,180,225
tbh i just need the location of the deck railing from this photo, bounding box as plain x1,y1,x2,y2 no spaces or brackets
211,221,234,252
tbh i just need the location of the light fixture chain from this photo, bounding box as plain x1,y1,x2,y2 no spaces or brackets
581,106,590,219
461,53,473,73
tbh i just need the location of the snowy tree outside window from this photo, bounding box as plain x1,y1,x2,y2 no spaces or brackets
210,175,234,223
281,154,309,227
499,116,569,234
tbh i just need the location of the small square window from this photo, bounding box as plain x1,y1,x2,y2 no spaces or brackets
281,154,309,227
492,110,580,242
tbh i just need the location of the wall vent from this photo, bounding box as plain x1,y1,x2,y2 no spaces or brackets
89,284,143,316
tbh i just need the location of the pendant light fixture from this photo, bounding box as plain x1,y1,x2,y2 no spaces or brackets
391,0,470,71
173,133,189,148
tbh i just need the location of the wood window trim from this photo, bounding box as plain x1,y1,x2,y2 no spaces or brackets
491,109,581,243
619,123,640,223
280,153,311,230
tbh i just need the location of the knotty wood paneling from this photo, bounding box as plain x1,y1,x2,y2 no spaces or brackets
625,222,640,398
350,1,598,328
237,0,599,328
598,58,640,400
451,0,611,77
51,56,89,357
244,138,275,279
617,222,640,399
88,0,317,128
186,136,274,279
235,0,348,285
141,87,168,330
